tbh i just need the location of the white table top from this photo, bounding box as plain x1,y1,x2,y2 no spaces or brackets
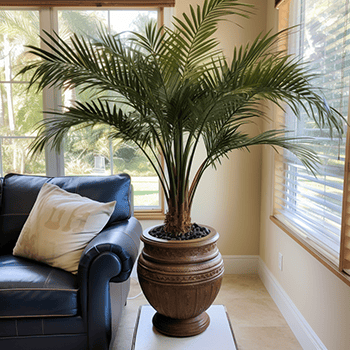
131,305,237,350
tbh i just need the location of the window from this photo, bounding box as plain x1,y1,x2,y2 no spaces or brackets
273,0,350,277
57,9,160,211
0,10,45,176
0,2,174,218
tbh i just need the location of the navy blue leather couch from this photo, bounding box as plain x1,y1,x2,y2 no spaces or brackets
0,173,142,350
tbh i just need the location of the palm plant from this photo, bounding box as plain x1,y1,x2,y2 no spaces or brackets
20,0,343,235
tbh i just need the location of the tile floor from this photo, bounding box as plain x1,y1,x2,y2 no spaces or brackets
110,275,302,350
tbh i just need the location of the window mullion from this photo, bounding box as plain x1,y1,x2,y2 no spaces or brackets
40,7,65,177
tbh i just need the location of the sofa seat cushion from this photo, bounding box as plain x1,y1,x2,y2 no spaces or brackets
0,256,78,318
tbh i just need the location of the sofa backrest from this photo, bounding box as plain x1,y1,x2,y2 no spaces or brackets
0,173,132,255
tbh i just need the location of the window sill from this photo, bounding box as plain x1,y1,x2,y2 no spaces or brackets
134,209,165,221
270,215,350,287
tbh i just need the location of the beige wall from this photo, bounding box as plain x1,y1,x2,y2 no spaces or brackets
142,0,267,256
260,1,350,349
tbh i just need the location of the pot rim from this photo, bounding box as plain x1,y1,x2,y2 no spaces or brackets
141,224,219,247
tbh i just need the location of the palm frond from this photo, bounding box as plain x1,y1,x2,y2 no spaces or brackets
171,0,253,74
19,0,345,232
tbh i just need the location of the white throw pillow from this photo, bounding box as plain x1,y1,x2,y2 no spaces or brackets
13,182,116,274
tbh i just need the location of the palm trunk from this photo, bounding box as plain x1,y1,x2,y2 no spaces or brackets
164,202,191,235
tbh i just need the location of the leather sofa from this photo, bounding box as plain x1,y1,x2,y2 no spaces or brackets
0,173,142,350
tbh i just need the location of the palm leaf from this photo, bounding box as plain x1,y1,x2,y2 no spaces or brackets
19,0,345,233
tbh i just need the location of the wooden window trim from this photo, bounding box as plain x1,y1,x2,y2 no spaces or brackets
275,0,286,9
339,114,350,272
0,1,174,7
135,167,166,220
134,208,165,221
271,216,350,287
135,212,165,220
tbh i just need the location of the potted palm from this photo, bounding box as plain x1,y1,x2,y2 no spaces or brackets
21,0,343,337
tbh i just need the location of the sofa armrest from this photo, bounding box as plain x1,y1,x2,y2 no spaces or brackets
78,216,142,282
77,216,142,350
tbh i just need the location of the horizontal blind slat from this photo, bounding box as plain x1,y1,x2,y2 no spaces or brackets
275,186,342,223
275,173,343,204
275,196,341,238
282,168,344,191
281,156,345,178
275,210,341,254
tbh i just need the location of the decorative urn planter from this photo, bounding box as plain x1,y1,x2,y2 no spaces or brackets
137,225,224,337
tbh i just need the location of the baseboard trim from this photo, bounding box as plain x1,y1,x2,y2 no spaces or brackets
222,255,259,274
258,258,327,350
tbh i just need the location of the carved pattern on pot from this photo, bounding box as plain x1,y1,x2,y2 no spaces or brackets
139,251,222,272
138,263,224,284
143,243,218,261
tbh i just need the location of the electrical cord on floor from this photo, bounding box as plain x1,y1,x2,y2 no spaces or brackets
127,293,143,300
127,276,143,300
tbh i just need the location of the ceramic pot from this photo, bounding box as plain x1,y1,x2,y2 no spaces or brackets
137,225,224,337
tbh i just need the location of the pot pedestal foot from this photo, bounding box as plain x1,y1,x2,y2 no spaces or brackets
152,311,210,337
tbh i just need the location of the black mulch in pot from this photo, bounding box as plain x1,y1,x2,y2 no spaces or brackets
149,223,211,241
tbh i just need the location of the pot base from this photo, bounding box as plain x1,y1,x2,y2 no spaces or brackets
152,311,210,337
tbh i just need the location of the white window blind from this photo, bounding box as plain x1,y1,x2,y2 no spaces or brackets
274,0,350,264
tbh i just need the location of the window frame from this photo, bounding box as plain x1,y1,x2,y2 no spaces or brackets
0,4,168,220
0,1,175,7
271,0,350,286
